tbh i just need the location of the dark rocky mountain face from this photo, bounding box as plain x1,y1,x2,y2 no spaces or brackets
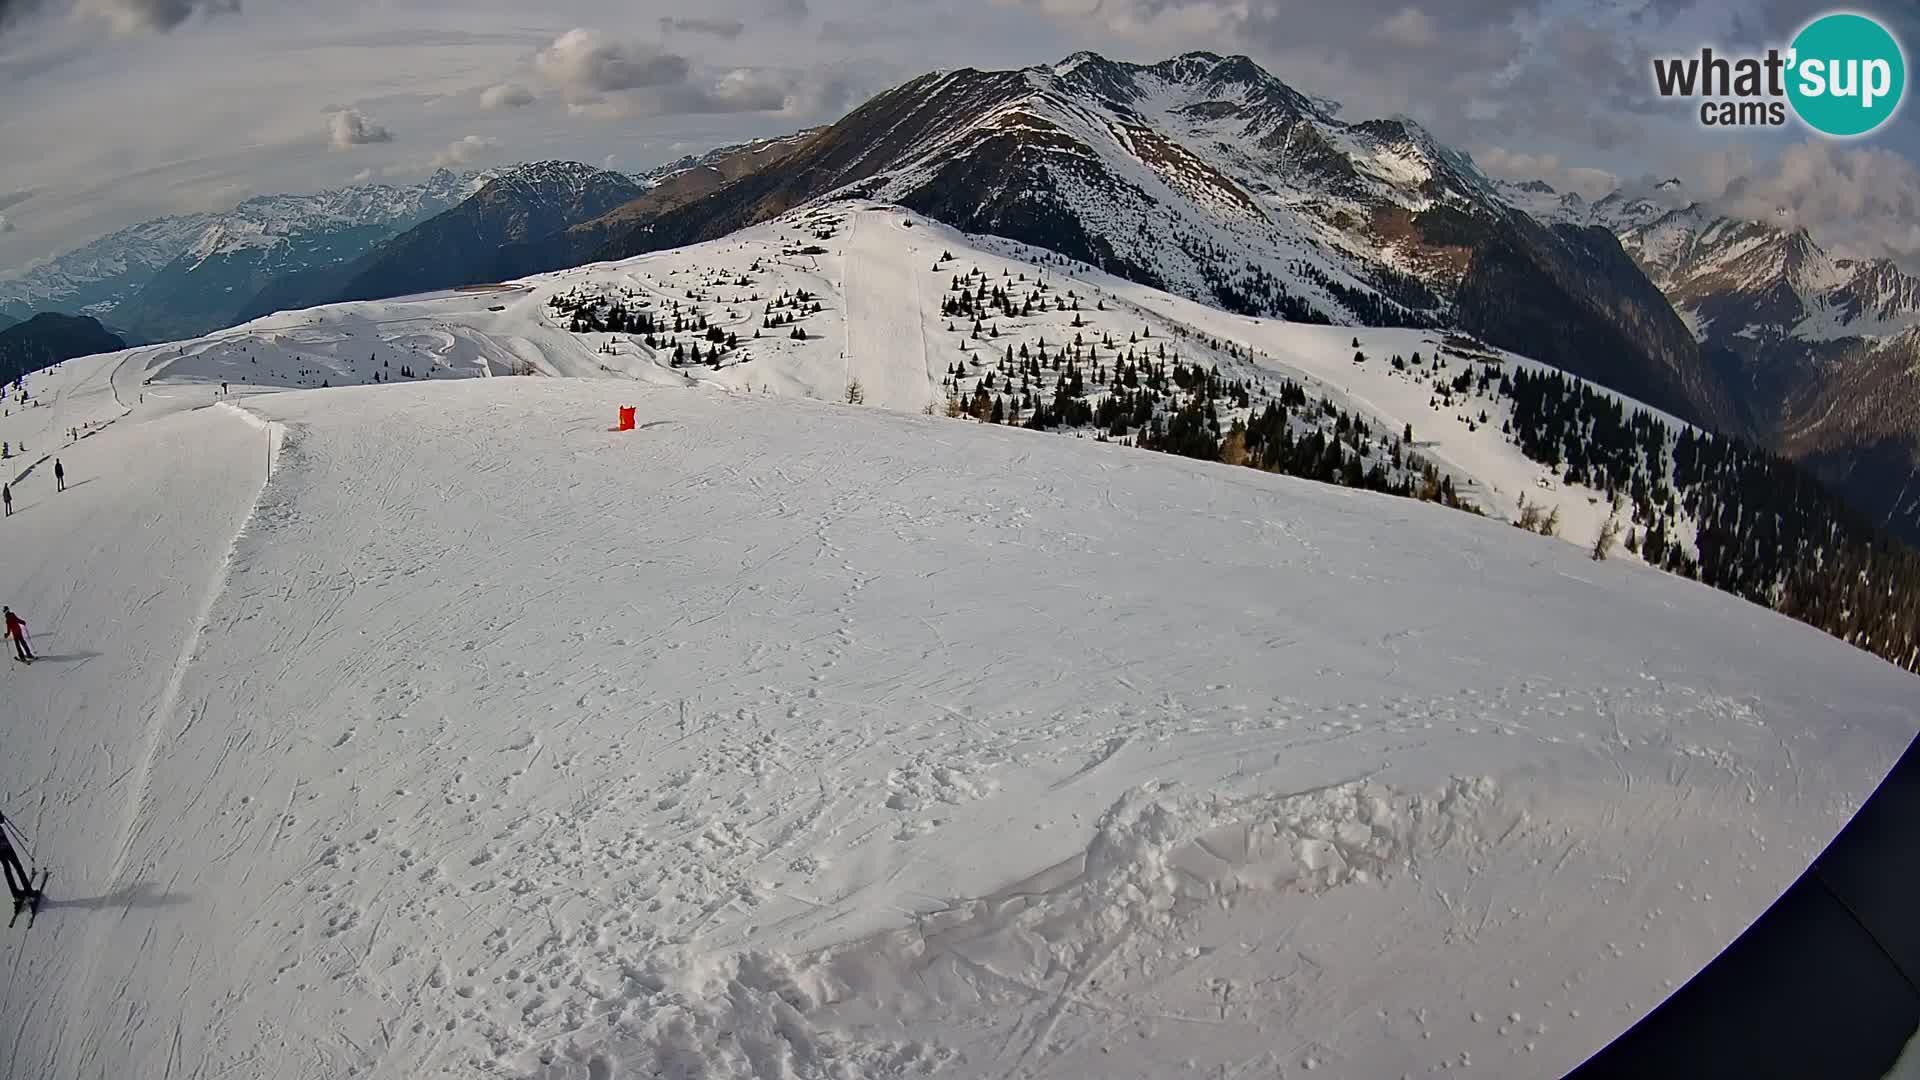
321,163,647,305
596,52,1741,435
555,129,821,267
114,222,406,344
0,313,126,384
241,137,819,318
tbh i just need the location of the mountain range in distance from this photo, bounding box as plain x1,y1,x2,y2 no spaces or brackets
2,49,1917,543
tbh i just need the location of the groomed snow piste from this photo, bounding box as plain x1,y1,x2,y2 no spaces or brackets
0,206,1912,1080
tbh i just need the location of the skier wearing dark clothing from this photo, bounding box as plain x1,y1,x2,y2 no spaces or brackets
2,483,9,515
53,460,64,492
4,607,30,661
0,814,32,904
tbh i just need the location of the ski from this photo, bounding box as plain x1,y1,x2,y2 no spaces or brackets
9,870,49,929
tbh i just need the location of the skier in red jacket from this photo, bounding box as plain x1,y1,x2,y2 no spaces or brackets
4,607,32,662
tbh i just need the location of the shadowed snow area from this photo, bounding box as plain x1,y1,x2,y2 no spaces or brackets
0,223,1912,1079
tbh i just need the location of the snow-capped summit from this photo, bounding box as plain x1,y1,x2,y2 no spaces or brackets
1051,49,1105,77
1560,187,1920,541
180,169,484,266
317,162,646,305
1618,200,1918,344
587,51,1716,432
477,160,630,202
1489,177,1593,225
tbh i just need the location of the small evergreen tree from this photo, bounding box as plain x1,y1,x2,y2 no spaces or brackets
1592,495,1625,561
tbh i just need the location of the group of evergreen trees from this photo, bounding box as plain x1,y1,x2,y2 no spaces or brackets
934,263,1471,514
940,252,1916,673
1426,357,1920,673
548,272,824,375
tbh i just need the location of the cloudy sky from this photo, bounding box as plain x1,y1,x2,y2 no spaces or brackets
0,0,1916,271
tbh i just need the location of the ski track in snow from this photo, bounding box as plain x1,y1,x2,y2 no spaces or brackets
843,211,936,414
0,214,1912,1080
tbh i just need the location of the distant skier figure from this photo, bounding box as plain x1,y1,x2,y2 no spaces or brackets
2,484,10,516
4,607,30,661
0,813,32,904
53,460,64,492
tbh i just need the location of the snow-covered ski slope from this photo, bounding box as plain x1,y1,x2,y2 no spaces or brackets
92,203,1682,557
0,206,1912,1080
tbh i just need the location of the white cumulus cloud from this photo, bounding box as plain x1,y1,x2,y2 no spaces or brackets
535,28,689,98
327,108,393,150
1475,146,1620,201
480,82,534,110
432,134,503,168
1708,140,1920,266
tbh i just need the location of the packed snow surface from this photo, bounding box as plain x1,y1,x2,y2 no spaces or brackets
0,208,1913,1080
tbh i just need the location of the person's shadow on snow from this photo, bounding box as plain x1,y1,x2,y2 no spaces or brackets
40,882,191,913
31,652,102,664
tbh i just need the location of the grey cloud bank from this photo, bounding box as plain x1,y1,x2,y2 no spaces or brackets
0,0,1913,271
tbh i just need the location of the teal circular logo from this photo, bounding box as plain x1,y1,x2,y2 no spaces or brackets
1787,13,1906,136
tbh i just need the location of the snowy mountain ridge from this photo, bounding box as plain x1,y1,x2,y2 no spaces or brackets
1500,176,1920,344
597,51,1728,434
0,171,485,325
639,128,825,188
98,170,488,343
0,211,221,321
178,168,484,267
1497,173,1920,542
472,160,632,205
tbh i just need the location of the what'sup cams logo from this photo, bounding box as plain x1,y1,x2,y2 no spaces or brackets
1652,11,1906,136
